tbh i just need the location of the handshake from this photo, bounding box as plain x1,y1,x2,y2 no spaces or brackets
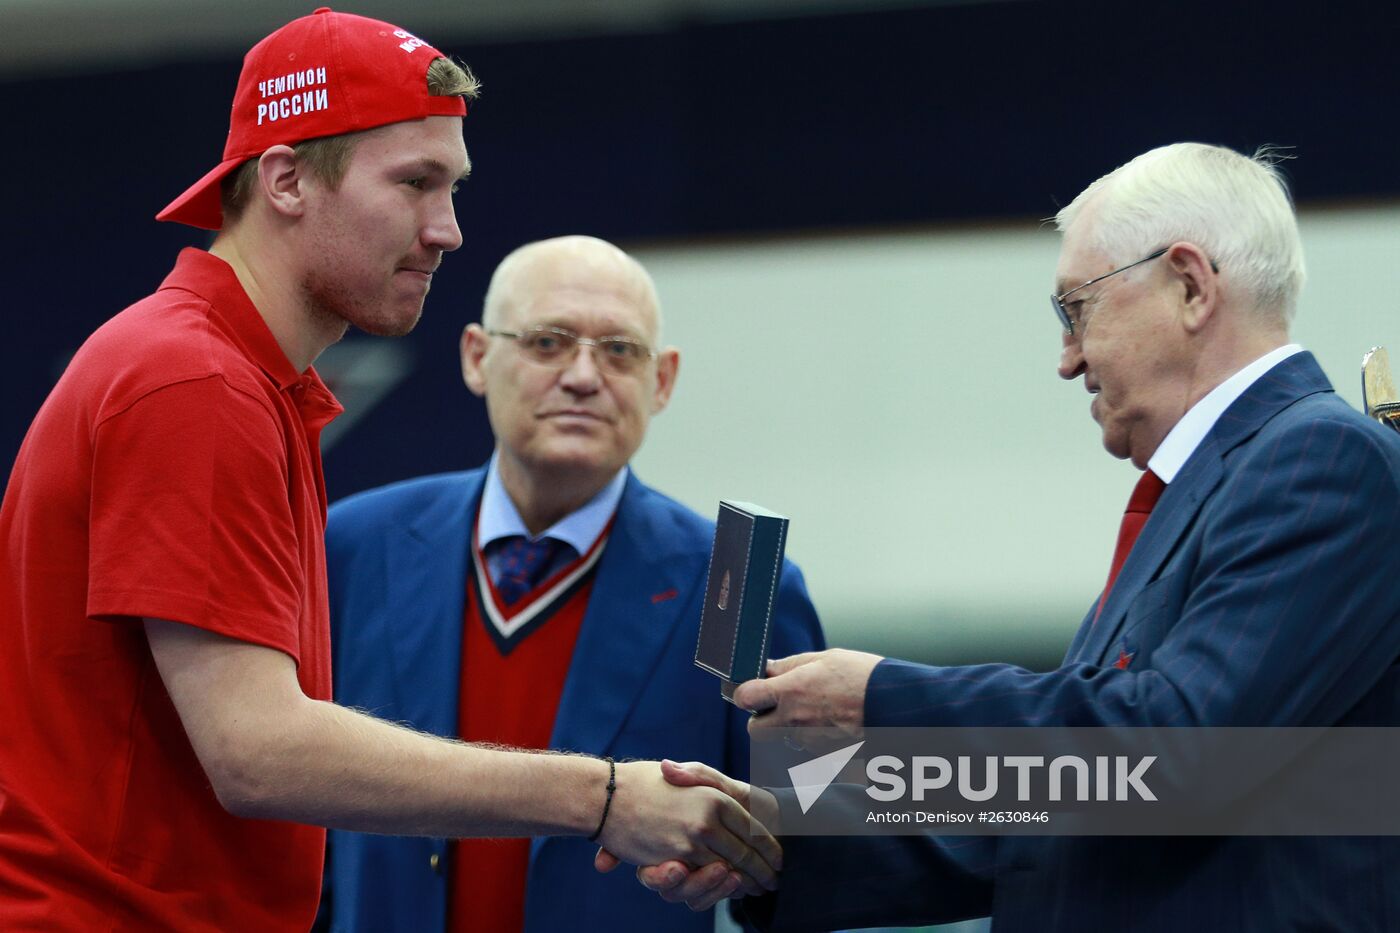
589,649,883,912
591,758,781,912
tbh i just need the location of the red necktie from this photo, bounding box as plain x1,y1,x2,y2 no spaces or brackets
1096,470,1166,621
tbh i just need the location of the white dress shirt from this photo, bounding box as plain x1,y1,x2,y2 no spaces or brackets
1148,343,1304,483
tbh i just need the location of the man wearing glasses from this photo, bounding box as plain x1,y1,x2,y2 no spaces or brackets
641,143,1400,929
319,235,824,933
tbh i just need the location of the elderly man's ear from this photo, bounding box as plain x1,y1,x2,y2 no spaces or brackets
1165,242,1220,335
461,324,489,397
650,348,681,414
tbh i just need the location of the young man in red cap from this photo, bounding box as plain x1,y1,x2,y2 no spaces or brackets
0,10,777,931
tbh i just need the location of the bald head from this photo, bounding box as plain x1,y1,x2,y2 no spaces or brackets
460,235,681,529
482,235,662,340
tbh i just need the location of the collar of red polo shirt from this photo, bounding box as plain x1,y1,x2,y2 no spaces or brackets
157,6,468,231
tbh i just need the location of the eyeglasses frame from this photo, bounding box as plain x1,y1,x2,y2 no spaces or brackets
1051,247,1169,336
486,325,658,374
1051,246,1221,336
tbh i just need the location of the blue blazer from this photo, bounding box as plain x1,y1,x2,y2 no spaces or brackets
319,469,824,933
751,353,1400,932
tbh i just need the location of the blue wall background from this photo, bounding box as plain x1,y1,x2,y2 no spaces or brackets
3,0,1396,504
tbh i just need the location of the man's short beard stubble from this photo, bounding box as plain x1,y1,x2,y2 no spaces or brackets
301,269,424,339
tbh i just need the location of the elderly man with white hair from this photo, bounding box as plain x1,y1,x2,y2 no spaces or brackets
641,143,1400,932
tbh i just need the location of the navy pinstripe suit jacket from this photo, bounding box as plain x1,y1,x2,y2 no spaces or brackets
751,352,1400,933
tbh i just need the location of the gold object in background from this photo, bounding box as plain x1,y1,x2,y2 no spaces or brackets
1362,347,1400,433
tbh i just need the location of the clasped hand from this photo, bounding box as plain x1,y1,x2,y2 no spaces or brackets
598,649,884,912
591,759,781,903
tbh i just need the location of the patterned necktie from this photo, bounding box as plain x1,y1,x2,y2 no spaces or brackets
1096,470,1166,621
494,535,562,606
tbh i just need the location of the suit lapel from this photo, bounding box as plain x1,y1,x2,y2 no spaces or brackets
1074,352,1333,666
385,472,483,738
548,474,695,756
532,475,699,868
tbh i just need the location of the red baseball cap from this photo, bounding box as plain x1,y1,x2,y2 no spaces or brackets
158,7,468,230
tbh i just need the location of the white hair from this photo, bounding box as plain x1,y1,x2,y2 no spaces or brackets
1055,143,1306,323
481,235,662,339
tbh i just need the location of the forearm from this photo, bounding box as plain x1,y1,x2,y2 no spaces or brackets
147,617,605,838
230,694,606,838
149,618,779,881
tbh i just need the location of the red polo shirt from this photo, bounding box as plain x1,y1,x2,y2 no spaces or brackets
0,249,341,931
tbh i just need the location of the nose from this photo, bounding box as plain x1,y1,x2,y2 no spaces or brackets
559,344,602,395
423,193,463,254
1058,329,1085,381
